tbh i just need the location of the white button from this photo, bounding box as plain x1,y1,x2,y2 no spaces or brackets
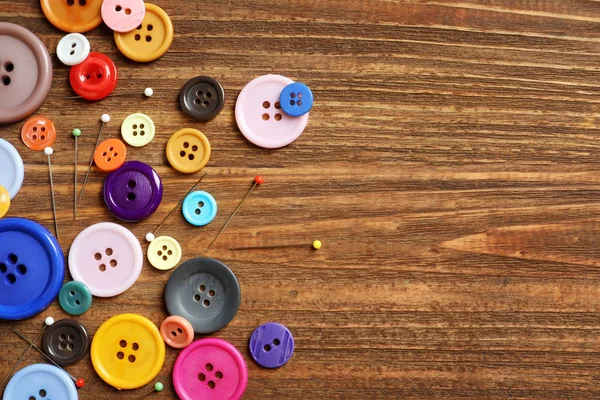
56,33,90,66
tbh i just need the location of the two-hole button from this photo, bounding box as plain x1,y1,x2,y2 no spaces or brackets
182,191,217,226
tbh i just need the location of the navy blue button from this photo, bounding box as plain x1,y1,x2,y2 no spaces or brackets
279,82,313,117
182,191,217,227
0,218,64,320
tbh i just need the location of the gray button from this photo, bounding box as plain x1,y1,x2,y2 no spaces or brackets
42,319,89,366
179,76,225,122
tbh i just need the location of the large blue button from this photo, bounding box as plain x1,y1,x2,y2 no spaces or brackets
0,218,64,320
0,138,24,200
3,364,78,400
279,82,313,117
182,191,217,227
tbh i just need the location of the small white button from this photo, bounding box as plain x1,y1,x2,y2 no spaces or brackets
56,33,90,66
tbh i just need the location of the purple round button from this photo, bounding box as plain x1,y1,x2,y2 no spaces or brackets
103,161,163,222
249,322,294,368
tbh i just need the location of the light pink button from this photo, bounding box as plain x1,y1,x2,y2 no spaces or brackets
68,222,143,297
173,338,247,400
101,0,146,33
235,74,309,149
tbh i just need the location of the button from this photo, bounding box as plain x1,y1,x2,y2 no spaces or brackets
179,76,225,122
42,319,90,366
0,185,9,218
236,74,309,148
0,139,24,200
166,128,211,174
113,3,173,63
280,82,313,117
249,322,294,368
91,313,165,390
21,116,57,151
41,0,103,33
0,218,64,320
58,281,92,316
93,138,127,172
0,22,53,124
68,222,143,297
3,364,77,400
182,191,217,227
121,113,155,147
173,338,248,400
160,316,194,349
147,235,181,271
165,258,241,334
56,33,90,66
103,161,163,221
101,0,146,33
69,52,118,101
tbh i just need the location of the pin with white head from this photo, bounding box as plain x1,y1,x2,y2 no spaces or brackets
79,114,110,204
44,147,58,238
72,128,81,220
65,87,154,99
230,240,322,251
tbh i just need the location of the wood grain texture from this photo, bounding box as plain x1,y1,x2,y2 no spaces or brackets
1,0,600,398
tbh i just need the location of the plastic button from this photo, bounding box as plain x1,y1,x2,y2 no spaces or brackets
91,313,165,390
69,222,143,297
58,281,92,316
179,76,225,122
103,161,163,221
166,128,211,174
101,0,146,33
43,319,90,366
160,316,194,349
0,185,9,218
280,82,313,117
182,191,217,227
147,235,181,271
93,138,127,172
69,52,118,101
41,0,103,33
21,116,56,151
113,3,173,63
165,258,241,334
236,74,309,148
0,22,53,124
56,33,90,66
249,322,294,368
3,364,77,400
0,218,64,320
121,113,155,147
0,139,24,200
173,338,248,400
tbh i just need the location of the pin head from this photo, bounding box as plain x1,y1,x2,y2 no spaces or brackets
45,316,55,326
72,128,81,137
76,378,85,388
254,176,264,185
154,382,164,392
44,147,53,156
144,87,154,97
312,240,322,250
145,232,155,242
101,114,111,123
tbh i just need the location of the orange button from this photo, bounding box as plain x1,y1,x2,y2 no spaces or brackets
21,116,56,151
160,316,194,349
41,0,103,33
166,128,211,174
94,138,127,172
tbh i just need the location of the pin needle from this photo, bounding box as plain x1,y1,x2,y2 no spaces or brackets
72,128,81,220
230,240,322,251
64,88,154,100
79,114,110,203
45,147,58,238
132,382,164,399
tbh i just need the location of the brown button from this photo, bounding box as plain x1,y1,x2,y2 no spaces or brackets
179,76,225,122
40,0,103,33
42,319,90,366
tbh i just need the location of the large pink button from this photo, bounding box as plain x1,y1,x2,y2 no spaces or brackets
235,74,309,149
101,0,146,33
173,339,247,400
68,222,143,297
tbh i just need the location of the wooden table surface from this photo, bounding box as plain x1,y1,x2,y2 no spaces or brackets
2,0,600,399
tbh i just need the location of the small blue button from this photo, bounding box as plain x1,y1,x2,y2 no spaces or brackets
182,191,217,227
279,82,313,117
0,138,24,200
58,281,92,316
3,364,78,400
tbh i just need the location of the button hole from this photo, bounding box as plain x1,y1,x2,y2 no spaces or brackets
0,263,6,273
262,113,270,121
193,294,201,301
124,8,131,15
208,289,215,297
177,328,183,333
264,344,271,352
132,343,139,351
147,24,154,31
115,5,122,11
16,265,26,275
199,285,206,292
274,101,281,109
135,34,141,41
117,351,124,359
208,381,215,389
127,180,136,189
206,363,213,371
215,371,223,379
127,192,136,201
203,299,210,307
275,113,283,121
262,101,270,109
145,35,152,42
109,259,117,267
198,373,206,381
1,76,10,86
5,62,14,72
120,340,127,348
6,274,15,284
8,254,17,264
188,154,195,160
273,338,281,346
99,264,106,272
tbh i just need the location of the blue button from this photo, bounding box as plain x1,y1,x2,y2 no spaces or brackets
0,138,24,200
3,364,78,400
279,82,313,117
58,281,92,316
0,218,64,320
182,191,217,226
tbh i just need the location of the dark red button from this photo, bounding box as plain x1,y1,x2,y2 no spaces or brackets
69,52,117,101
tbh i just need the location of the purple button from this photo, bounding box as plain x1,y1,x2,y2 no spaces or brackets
103,161,163,222
249,322,294,368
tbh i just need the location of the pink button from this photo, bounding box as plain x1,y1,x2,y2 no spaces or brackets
101,0,146,33
173,338,248,400
235,74,309,149
68,222,143,297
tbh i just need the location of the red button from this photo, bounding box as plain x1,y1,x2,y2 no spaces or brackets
69,52,117,101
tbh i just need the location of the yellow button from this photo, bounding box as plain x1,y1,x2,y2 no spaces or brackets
121,113,155,147
0,186,10,218
91,313,165,390
41,0,103,33
113,3,173,63
166,128,211,173
147,236,182,271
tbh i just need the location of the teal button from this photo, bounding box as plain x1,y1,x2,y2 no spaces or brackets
58,281,92,316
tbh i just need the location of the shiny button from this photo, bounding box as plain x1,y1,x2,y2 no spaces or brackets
3,364,77,400
182,191,217,227
280,82,313,117
41,0,103,33
93,138,126,172
0,186,9,218
101,0,146,33
236,74,309,148
121,113,155,147
69,52,118,101
58,281,92,316
43,319,90,366
69,222,143,297
160,316,194,349
166,128,211,174
179,76,225,122
114,3,173,63
21,116,56,151
147,235,181,271
0,22,53,124
91,313,165,390
56,33,90,66
103,161,163,221
173,338,248,400
249,322,294,368
0,139,23,200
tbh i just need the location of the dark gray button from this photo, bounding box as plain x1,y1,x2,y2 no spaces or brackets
42,319,89,366
165,257,240,334
179,76,225,121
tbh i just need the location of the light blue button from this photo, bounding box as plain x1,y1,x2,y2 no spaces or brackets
182,191,217,227
279,82,313,117
0,138,24,200
3,364,78,400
